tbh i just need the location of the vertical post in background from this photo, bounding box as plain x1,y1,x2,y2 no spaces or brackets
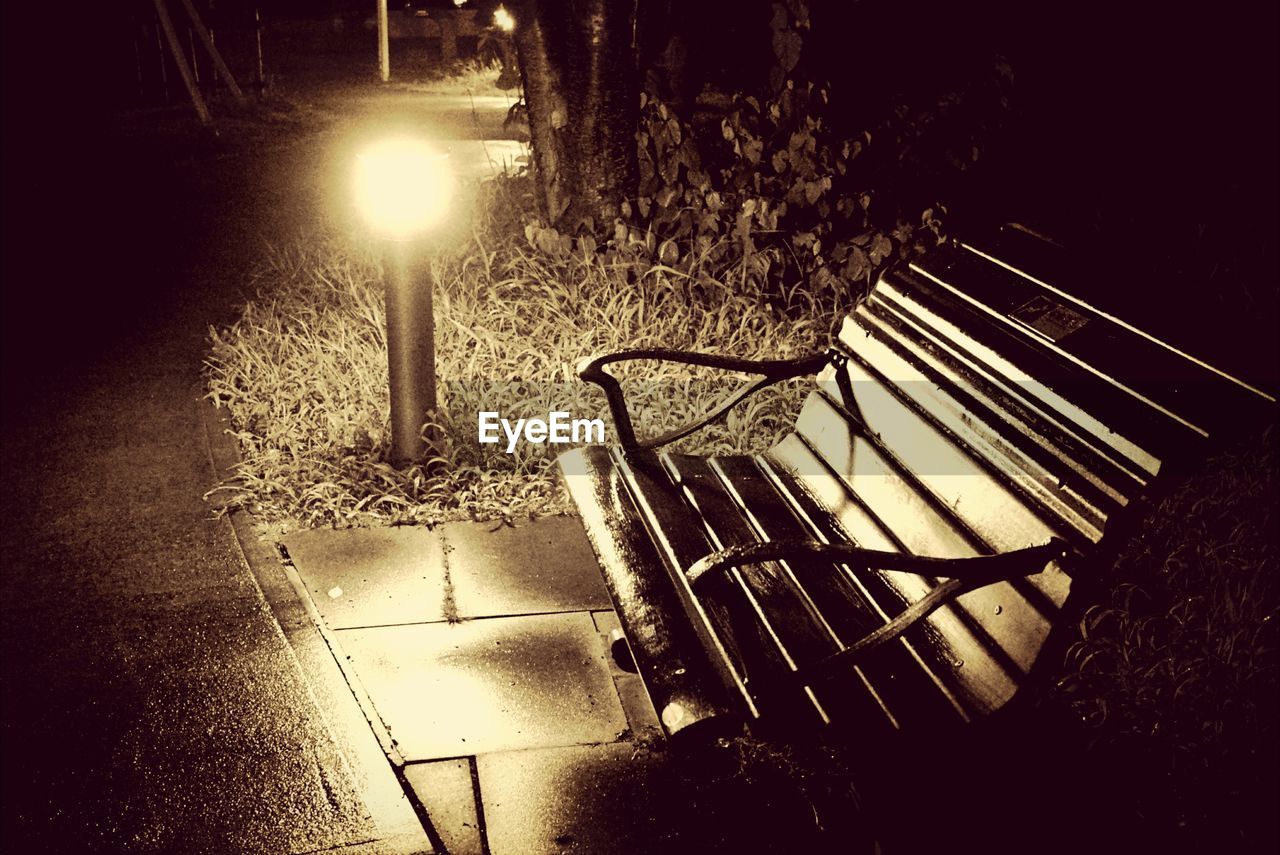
155,22,170,101
151,0,211,124
188,26,201,84
134,27,145,100
254,7,265,91
179,0,247,103
377,0,390,82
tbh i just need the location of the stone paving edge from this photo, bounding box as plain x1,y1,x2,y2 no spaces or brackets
197,388,436,855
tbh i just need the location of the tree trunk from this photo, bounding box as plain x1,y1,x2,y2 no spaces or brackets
512,0,638,233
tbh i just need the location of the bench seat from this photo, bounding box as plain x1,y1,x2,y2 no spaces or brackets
558,226,1273,743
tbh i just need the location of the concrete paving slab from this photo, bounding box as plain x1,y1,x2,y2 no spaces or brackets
404,759,484,855
337,612,628,760
282,527,448,629
477,743,677,855
440,517,612,618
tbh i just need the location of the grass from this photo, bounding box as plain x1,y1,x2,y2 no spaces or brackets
1049,424,1278,851
205,174,849,530
397,56,516,97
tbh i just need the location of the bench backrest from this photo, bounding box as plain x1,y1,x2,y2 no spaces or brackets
765,226,1273,724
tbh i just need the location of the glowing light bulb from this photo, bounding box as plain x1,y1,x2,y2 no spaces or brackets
494,5,514,32
354,139,454,240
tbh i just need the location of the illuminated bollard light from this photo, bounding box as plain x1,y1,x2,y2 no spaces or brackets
493,5,515,32
354,138,454,467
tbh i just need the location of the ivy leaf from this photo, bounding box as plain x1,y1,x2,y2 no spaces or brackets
870,233,894,266
535,226,565,258
843,244,870,282
814,265,838,291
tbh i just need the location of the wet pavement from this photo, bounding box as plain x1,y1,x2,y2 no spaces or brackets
277,517,694,855
0,73,521,851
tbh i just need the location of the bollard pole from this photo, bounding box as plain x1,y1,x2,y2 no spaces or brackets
383,240,437,466
354,140,452,467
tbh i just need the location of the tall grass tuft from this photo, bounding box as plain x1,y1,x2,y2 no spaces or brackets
1051,424,1278,849
206,175,851,529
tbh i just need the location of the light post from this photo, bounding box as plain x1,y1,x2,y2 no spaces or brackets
354,138,454,467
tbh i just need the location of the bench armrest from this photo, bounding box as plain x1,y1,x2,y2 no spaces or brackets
577,348,837,449
686,538,1071,677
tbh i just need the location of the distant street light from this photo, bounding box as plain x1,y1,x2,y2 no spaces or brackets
354,139,455,466
494,5,515,32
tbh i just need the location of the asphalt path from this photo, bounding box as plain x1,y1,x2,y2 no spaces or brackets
1,87,512,852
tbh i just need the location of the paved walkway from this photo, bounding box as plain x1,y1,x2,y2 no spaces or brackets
0,77,520,852
276,518,672,855
0,152,430,854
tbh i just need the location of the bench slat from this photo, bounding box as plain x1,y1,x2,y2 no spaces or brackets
664,455,842,667
793,382,1072,663
864,287,1145,507
776,406,1061,715
727,453,976,730
764,434,973,722
611,449,763,717
559,446,739,737
824,351,1068,552
662,454,841,726
888,260,1198,477
852,297,1125,542
954,239,1273,434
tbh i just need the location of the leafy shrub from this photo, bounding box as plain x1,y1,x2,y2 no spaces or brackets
524,77,951,317
515,0,1019,314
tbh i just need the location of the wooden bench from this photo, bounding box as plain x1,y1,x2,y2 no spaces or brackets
557,225,1273,748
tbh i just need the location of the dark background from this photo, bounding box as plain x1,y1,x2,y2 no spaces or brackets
3,0,1277,397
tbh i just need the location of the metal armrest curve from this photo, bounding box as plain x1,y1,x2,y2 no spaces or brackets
576,348,836,449
685,538,1071,676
